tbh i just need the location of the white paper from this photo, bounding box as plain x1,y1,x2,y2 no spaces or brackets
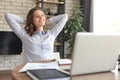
58,59,72,65
19,61,59,72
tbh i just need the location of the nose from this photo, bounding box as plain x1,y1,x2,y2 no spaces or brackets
39,16,42,19
39,15,44,19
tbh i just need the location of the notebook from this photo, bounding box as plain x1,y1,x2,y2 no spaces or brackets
64,32,120,75
26,69,70,80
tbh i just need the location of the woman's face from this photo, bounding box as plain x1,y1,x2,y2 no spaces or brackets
33,10,46,30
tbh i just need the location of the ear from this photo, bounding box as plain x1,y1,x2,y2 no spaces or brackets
45,17,50,25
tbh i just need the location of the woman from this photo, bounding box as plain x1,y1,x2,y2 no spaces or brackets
5,7,68,63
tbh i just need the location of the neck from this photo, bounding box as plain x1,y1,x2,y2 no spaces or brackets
36,26,44,32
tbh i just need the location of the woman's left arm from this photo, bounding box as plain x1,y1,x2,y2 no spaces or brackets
49,14,68,38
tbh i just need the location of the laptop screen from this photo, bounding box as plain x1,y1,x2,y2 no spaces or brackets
70,32,120,75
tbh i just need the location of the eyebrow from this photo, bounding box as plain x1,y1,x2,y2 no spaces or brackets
34,14,44,16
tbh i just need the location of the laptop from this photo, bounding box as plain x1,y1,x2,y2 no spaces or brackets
62,32,120,76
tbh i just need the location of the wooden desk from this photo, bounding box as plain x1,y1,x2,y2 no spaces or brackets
12,63,120,80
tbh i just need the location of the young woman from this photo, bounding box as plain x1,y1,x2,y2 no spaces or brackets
5,7,68,63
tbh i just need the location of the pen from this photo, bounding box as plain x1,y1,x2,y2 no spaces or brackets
51,59,56,62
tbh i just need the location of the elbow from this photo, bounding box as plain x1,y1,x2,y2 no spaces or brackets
4,13,9,18
62,14,68,23
4,13,10,21
63,14,68,20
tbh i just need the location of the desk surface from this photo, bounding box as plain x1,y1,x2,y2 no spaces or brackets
12,63,120,80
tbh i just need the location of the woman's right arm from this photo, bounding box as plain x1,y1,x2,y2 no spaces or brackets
4,13,24,38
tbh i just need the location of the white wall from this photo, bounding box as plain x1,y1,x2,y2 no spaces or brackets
92,0,120,33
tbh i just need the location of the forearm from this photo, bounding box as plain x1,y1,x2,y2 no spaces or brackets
49,14,68,24
4,13,24,25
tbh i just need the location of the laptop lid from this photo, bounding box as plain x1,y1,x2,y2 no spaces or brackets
70,32,120,75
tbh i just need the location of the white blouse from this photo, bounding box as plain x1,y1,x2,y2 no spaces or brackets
5,13,68,63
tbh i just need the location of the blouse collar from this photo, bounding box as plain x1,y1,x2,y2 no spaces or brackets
35,30,46,35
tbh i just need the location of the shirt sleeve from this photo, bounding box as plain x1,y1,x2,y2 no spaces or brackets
50,14,68,39
4,13,24,38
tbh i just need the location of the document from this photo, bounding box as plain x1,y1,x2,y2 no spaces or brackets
19,61,59,72
58,59,72,65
